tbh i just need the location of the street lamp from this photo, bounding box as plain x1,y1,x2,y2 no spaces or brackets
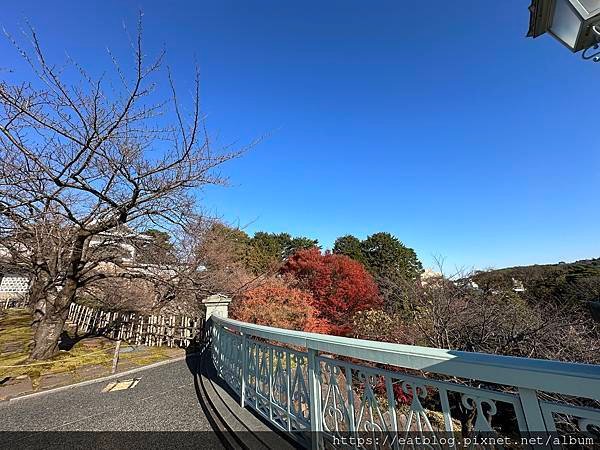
527,0,600,60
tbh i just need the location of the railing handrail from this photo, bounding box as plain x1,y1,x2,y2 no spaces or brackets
212,315,600,399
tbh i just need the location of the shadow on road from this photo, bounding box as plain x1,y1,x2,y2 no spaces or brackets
185,346,250,449
184,324,300,450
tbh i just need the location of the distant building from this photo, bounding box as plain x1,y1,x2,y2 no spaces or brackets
420,268,442,285
87,227,154,264
512,278,526,293
0,227,155,304
0,268,30,306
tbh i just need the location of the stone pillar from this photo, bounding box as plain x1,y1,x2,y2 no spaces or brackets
202,294,232,320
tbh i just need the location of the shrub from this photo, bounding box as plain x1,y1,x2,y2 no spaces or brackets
231,277,330,333
281,248,381,334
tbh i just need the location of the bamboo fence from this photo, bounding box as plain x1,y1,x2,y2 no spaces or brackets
67,303,203,348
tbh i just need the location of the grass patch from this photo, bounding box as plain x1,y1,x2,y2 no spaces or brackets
1,308,182,390
120,346,172,366
0,308,34,380
0,309,115,383
0,308,32,352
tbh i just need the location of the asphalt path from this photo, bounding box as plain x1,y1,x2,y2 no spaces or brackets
0,356,229,449
0,354,298,450
0,356,209,432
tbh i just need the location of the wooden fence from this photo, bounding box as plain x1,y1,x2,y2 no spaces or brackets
68,303,203,348
2,296,28,310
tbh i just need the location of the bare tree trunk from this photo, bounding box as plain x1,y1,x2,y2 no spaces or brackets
29,306,68,360
31,294,47,333
449,392,477,435
460,414,475,435
29,281,76,360
29,271,50,332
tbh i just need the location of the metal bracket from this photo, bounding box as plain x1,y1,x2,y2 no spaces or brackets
582,25,600,62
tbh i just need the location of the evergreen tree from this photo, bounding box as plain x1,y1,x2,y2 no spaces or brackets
361,232,423,283
246,232,318,274
360,232,423,312
333,235,365,264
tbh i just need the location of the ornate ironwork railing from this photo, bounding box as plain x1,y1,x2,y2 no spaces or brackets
209,316,600,449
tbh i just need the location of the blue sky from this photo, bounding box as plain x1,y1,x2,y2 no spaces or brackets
2,1,599,271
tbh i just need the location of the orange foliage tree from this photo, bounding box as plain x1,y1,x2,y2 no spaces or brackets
231,278,331,333
281,248,381,335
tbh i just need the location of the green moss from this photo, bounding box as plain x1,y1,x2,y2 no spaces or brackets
119,346,171,366
0,309,34,380
0,308,33,353
1,310,182,389
0,310,115,382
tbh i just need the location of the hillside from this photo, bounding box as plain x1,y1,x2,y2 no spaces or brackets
472,258,600,306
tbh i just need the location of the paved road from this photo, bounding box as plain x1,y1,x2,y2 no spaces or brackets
0,354,297,450
0,356,210,432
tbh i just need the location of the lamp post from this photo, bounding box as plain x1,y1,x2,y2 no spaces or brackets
527,0,600,60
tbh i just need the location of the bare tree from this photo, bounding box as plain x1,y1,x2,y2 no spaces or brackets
396,262,600,363
354,262,600,433
0,19,241,359
156,220,264,312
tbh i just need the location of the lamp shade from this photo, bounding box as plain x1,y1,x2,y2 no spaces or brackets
550,0,585,48
528,0,600,52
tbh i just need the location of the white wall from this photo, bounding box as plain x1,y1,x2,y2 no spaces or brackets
0,274,30,293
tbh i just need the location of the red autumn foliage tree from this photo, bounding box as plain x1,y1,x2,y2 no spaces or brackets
231,278,331,333
281,248,381,334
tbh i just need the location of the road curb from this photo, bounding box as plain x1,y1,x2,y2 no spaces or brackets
7,354,197,403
